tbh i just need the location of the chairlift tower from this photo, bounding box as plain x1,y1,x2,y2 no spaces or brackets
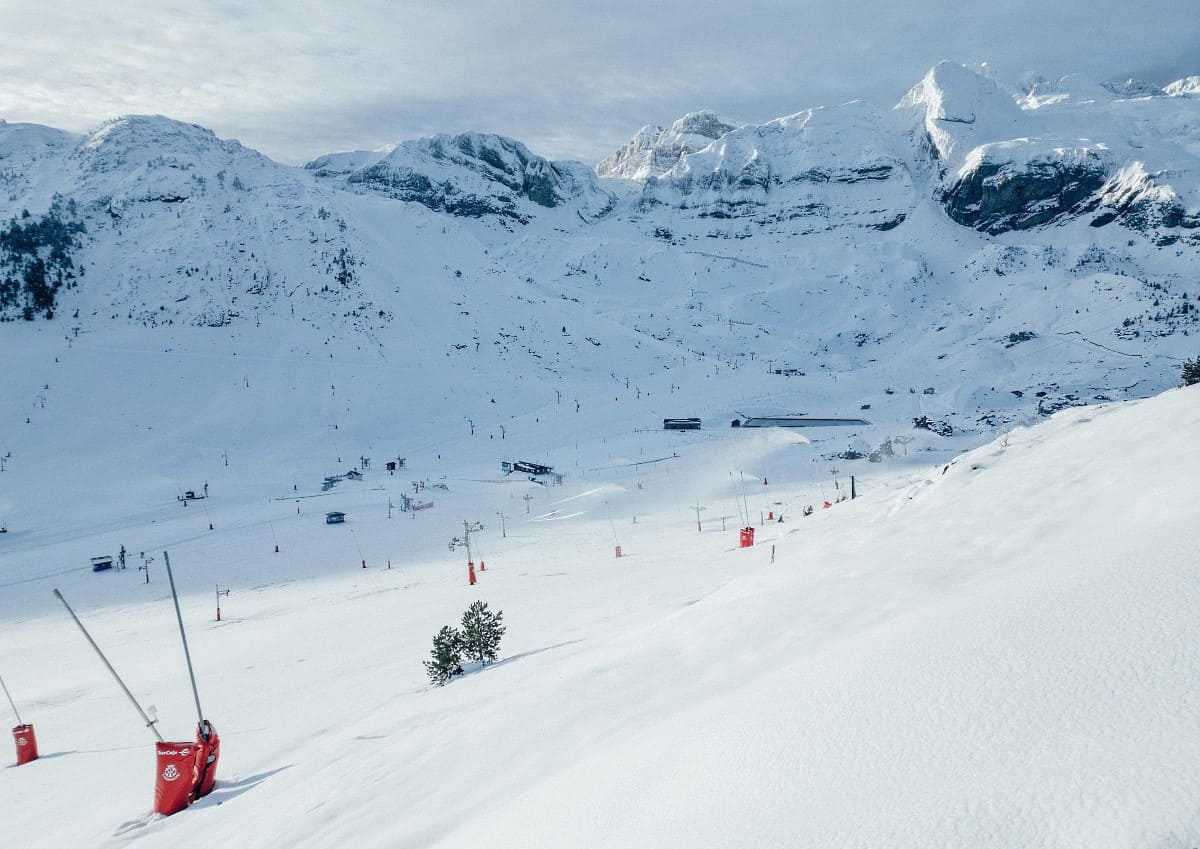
448,520,484,562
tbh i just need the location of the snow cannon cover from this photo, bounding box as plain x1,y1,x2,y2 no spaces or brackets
192,720,220,799
13,723,38,765
154,741,196,815
739,527,755,548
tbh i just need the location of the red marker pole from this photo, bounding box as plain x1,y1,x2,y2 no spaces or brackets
215,585,229,622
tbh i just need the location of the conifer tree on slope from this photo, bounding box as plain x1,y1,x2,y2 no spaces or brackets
460,600,505,665
424,625,464,686
1183,356,1200,387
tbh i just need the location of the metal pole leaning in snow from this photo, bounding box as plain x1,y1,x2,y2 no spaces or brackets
163,551,221,805
2,671,39,765
163,552,205,734
0,672,22,725
52,588,164,742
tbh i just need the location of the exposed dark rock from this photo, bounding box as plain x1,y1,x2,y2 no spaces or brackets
942,154,1108,233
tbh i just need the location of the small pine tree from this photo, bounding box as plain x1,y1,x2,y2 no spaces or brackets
460,600,505,665
423,626,464,686
1182,356,1200,387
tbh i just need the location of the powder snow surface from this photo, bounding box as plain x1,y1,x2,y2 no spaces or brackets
0,315,1196,848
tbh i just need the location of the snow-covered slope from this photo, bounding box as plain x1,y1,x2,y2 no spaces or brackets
0,321,1196,847
1,115,386,333
0,119,82,201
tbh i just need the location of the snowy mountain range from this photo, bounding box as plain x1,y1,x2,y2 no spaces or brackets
2,60,1199,439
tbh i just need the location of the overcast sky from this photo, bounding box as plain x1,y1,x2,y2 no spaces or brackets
1,1,1196,166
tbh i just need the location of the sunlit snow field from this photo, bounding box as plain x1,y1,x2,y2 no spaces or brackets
1,318,1197,848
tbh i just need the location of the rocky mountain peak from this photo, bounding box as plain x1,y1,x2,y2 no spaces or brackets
895,61,1023,163
596,110,737,180
1165,76,1200,96
309,131,614,223
668,110,736,140
1102,78,1165,98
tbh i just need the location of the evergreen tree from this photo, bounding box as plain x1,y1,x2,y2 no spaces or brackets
1183,356,1200,387
460,600,505,665
423,625,464,686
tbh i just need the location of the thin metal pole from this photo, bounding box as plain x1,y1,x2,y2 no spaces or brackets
53,588,163,741
0,672,24,725
163,552,208,739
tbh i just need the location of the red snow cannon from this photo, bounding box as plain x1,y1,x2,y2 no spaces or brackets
13,723,38,765
154,741,196,816
192,720,220,800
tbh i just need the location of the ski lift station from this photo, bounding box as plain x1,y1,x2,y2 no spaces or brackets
325,511,346,525
501,460,555,476
663,418,701,430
